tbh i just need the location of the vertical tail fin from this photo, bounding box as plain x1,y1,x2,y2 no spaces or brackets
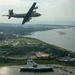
8,9,13,19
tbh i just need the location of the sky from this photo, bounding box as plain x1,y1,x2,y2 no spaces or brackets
0,0,75,25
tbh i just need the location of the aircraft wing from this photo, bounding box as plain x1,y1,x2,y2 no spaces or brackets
22,15,30,24
22,2,37,25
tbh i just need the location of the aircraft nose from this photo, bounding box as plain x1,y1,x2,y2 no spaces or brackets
38,13,41,16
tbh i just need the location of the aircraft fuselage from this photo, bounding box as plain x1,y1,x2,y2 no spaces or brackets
8,12,41,18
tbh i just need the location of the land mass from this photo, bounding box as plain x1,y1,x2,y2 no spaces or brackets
0,23,75,66
0,36,75,66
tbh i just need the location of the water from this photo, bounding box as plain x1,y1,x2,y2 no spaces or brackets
0,66,75,75
0,66,57,75
25,28,75,52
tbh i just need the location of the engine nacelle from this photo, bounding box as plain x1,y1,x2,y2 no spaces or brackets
34,6,38,9
32,11,36,13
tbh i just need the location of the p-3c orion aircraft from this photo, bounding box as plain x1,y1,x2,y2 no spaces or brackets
3,2,41,25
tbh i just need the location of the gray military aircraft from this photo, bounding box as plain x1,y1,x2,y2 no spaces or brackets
3,2,41,25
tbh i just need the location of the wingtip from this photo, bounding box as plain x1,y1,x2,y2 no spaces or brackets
34,2,37,4
22,23,24,25
22,22,25,25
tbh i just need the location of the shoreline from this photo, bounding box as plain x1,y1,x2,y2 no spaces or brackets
0,59,75,67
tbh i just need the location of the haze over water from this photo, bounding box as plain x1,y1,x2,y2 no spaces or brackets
25,28,75,52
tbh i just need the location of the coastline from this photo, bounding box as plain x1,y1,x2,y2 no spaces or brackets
0,59,75,67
